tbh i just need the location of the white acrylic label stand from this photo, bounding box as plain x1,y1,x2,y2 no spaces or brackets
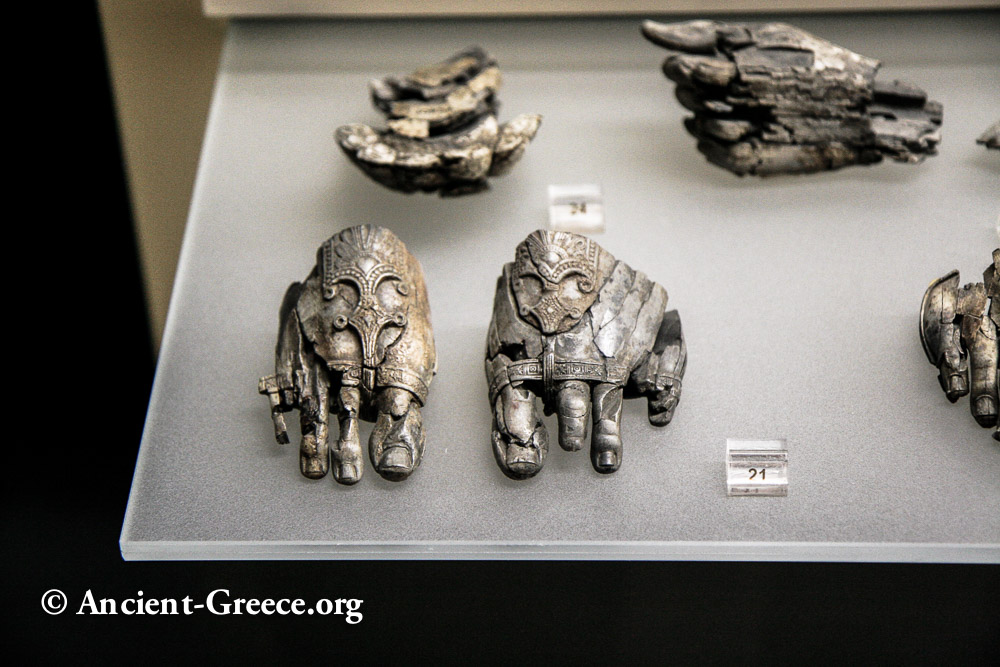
548,184,604,233
727,439,788,497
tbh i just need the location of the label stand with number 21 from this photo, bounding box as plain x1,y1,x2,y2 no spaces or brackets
726,439,788,497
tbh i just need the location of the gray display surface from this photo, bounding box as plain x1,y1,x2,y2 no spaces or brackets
121,13,1000,561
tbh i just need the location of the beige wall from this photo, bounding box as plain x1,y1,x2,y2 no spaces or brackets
99,0,225,350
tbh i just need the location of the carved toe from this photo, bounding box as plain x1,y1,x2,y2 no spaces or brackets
376,446,415,481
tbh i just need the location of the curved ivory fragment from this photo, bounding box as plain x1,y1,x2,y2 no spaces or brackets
337,47,541,196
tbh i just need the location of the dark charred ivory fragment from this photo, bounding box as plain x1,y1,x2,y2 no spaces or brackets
336,47,541,196
978,122,999,150
642,20,942,176
259,225,436,484
486,231,687,479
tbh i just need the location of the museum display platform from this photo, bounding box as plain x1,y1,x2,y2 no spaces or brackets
121,11,1000,561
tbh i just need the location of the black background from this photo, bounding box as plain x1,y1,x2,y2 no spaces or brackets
6,3,997,662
